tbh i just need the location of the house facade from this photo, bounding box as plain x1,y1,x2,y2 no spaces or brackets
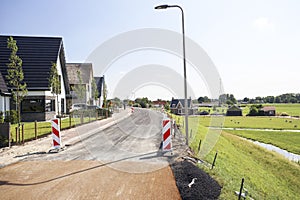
170,97,194,115
0,72,10,118
0,35,69,121
66,63,95,111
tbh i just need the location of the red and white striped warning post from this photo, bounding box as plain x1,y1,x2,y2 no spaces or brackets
131,107,134,113
161,105,165,113
162,117,172,151
51,119,62,149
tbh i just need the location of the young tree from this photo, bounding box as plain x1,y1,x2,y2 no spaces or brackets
72,70,86,103
6,36,28,125
49,62,61,115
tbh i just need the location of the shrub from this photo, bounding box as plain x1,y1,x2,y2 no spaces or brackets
5,110,19,124
280,112,289,116
0,111,3,123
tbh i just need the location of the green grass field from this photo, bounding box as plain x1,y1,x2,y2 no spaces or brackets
225,129,300,154
171,114,300,199
198,116,300,130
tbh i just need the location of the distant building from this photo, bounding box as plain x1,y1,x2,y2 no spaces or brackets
152,100,168,108
260,106,276,116
226,105,242,116
66,63,94,111
170,97,195,115
0,35,70,121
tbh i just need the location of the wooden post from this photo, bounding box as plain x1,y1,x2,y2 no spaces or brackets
197,139,202,152
211,151,218,169
18,125,20,144
21,123,24,144
15,127,18,144
238,178,245,200
34,120,37,140
60,117,62,130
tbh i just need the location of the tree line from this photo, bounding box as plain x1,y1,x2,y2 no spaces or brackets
197,93,300,104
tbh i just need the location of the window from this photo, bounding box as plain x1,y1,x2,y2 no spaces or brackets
22,99,44,113
45,100,55,112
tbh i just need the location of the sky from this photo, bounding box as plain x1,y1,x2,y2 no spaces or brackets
1,0,300,100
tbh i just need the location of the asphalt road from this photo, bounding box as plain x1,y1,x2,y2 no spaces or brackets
0,108,182,199
29,108,172,172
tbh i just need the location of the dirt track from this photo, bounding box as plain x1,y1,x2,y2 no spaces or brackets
0,160,180,200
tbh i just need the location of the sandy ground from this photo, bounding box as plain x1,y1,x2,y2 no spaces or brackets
0,160,180,200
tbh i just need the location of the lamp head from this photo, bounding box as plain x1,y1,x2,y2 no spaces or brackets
154,4,169,9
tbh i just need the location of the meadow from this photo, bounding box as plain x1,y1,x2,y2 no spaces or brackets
171,114,300,199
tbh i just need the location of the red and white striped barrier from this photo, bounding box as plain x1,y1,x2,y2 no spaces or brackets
161,105,165,113
162,117,172,151
51,119,61,149
131,107,134,113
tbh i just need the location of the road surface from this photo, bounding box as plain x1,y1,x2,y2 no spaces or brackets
0,108,182,199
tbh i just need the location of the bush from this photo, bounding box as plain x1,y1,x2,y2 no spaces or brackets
5,110,19,124
280,112,289,116
0,111,3,123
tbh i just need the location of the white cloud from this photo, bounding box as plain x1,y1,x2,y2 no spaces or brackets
252,17,274,30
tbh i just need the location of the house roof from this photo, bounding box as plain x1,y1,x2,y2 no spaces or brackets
227,105,242,111
170,98,192,108
0,35,69,93
66,63,93,84
261,106,276,111
0,72,8,94
94,76,104,98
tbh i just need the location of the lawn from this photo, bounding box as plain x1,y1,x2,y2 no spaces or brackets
197,116,300,130
188,124,300,199
170,114,300,199
10,116,100,142
225,129,300,154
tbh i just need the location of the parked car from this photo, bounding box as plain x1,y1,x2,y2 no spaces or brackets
70,103,88,112
87,105,101,110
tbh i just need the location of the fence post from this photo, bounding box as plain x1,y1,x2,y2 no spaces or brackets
15,127,18,144
197,139,202,152
18,125,20,144
60,117,62,130
211,151,218,169
34,120,37,140
238,178,245,200
22,123,24,144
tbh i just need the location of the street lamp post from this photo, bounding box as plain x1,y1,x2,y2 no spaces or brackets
155,4,189,145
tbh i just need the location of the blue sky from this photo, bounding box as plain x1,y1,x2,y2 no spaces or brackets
1,0,300,100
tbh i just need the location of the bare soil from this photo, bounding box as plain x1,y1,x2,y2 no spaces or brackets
0,160,181,200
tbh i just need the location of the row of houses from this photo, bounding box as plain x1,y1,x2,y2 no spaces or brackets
0,35,104,121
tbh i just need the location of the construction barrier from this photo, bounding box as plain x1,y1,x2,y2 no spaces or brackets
51,119,61,149
162,117,172,151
